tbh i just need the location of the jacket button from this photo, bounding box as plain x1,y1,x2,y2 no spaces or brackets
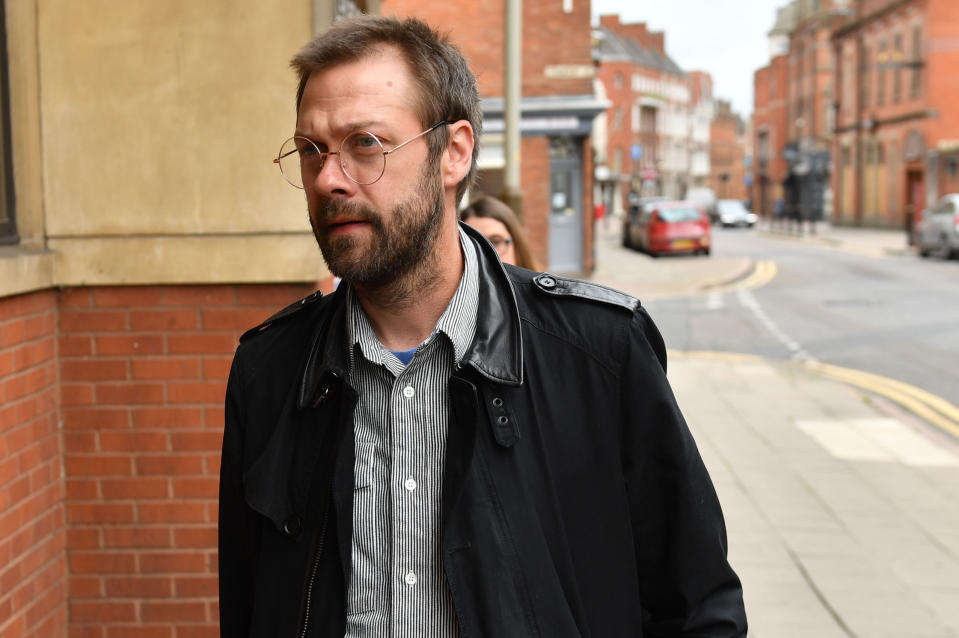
282,515,302,537
538,275,556,289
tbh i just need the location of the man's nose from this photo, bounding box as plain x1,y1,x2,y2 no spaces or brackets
311,153,354,196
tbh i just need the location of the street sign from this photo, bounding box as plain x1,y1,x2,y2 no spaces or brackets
631,143,643,161
641,167,657,181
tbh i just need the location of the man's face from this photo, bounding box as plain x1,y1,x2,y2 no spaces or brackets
294,48,446,286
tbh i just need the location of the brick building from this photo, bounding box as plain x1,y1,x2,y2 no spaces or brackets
0,2,363,637
381,0,605,274
592,15,691,210
709,100,748,201
752,52,790,218
831,0,959,230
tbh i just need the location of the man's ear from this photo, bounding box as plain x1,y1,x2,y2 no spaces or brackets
442,120,474,189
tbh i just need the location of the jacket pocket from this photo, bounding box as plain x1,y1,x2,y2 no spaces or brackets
347,439,378,615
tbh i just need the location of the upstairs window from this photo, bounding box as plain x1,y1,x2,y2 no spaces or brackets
0,2,16,245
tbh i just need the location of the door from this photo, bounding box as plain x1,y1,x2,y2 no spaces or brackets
548,137,583,273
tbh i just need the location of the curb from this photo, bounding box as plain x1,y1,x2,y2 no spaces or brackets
669,349,959,442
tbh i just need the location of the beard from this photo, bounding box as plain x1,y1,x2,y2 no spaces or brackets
309,161,445,290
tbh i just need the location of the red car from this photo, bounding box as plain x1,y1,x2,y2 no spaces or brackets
625,200,712,257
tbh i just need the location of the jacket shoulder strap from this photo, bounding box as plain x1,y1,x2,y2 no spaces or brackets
530,273,640,312
239,290,324,342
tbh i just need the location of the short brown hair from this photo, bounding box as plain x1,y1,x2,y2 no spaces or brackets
290,15,481,205
461,196,539,270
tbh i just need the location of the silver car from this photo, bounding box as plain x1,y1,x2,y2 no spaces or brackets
917,194,959,259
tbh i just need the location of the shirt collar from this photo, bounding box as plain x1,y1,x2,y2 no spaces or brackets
346,227,479,369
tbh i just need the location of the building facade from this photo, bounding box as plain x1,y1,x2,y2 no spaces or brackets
592,15,691,210
709,100,748,201
381,0,604,274
753,52,791,218
831,0,959,231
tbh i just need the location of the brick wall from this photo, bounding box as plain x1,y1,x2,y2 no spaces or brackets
58,283,314,638
0,290,66,638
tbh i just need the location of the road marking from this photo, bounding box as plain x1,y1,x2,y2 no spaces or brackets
701,259,778,295
668,349,959,441
705,291,724,310
736,287,816,363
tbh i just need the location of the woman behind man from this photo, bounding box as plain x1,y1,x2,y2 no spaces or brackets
460,196,539,270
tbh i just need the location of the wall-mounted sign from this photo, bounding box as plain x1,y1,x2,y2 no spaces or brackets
544,65,595,79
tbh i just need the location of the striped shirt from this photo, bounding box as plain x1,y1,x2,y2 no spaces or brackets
344,229,479,638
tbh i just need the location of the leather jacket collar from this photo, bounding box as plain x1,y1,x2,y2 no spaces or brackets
296,222,524,409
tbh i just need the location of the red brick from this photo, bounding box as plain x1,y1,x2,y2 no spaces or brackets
133,407,204,429
135,455,205,476
141,601,207,622
0,319,26,348
203,407,223,429
93,287,166,308
67,529,102,550
95,335,165,356
200,308,272,332
130,309,198,331
63,432,99,454
68,503,136,525
131,358,201,381
69,601,136,622
100,431,170,453
173,528,217,549
201,357,233,380
170,431,222,452
139,552,207,573
95,383,166,405
59,310,127,332
174,576,218,597
61,360,128,382
167,382,226,405
167,335,236,355
164,286,235,306
61,384,95,406
106,626,173,638
69,625,105,638
69,552,137,574
174,626,218,638
58,289,93,308
101,478,170,500
138,503,207,524
23,314,55,341
235,284,315,306
102,527,171,549
69,575,104,598
63,408,130,430
66,478,100,500
65,456,133,476
105,576,173,598
172,478,219,499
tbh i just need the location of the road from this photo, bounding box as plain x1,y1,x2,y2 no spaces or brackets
606,224,959,411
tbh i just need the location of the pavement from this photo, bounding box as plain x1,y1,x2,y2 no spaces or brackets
588,218,959,637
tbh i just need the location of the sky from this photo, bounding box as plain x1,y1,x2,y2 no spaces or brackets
591,0,786,117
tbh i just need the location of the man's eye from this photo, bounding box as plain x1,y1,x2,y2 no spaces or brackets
347,133,381,155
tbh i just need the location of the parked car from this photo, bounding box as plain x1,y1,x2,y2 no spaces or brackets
717,199,758,228
626,200,711,257
622,196,667,249
685,187,719,224
916,194,959,259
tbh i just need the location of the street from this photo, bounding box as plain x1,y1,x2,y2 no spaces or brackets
589,220,959,637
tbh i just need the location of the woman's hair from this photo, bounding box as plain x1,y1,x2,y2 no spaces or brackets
460,196,539,270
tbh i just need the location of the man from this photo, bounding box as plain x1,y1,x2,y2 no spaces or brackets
219,14,746,638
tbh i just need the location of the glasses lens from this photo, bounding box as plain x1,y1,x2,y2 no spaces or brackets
340,132,386,185
278,137,324,189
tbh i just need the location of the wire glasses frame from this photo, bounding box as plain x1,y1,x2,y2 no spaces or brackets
274,120,448,188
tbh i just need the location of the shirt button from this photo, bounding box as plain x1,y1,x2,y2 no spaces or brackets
402,386,415,398
405,571,417,586
404,477,417,492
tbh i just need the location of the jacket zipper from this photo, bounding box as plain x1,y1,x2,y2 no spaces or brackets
298,510,329,638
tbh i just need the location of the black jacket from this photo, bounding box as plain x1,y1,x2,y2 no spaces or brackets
219,224,747,637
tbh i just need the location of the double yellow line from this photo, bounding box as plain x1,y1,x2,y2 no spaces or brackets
805,361,959,440
669,350,959,441
702,260,778,294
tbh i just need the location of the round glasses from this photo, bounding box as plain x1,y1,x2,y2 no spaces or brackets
275,121,448,188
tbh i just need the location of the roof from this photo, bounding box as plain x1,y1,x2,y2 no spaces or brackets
592,26,685,77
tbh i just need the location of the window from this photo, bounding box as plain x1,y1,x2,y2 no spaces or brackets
614,72,623,89
613,107,623,131
0,2,16,244
910,25,921,98
877,39,886,105
860,46,870,109
893,33,902,102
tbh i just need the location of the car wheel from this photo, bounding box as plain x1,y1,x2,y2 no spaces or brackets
919,246,931,258
939,235,952,259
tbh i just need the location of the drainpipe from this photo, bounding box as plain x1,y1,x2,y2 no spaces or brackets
502,0,524,218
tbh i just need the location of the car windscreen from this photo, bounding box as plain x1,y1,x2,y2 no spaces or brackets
658,207,703,222
718,201,745,213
